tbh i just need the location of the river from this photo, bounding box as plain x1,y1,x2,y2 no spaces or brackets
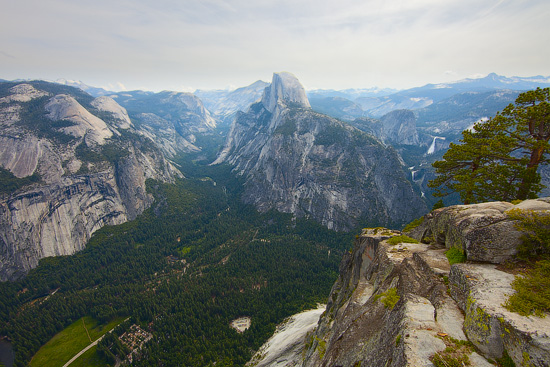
0,339,14,367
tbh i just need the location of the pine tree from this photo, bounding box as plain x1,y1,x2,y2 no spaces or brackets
429,88,550,203
504,88,550,199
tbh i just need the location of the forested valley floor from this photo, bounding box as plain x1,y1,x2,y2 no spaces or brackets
0,156,354,367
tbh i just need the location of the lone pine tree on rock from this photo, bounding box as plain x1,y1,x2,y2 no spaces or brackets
429,87,550,204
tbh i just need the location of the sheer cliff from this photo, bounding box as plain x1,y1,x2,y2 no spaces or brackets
214,72,427,231
0,81,181,280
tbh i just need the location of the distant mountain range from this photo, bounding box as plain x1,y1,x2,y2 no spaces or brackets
309,73,550,119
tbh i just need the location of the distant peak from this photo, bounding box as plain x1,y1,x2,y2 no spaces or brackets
261,72,310,113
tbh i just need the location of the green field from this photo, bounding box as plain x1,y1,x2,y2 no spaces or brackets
29,316,124,367
69,345,106,367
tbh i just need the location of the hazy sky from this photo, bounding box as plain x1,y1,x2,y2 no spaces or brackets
1,0,549,92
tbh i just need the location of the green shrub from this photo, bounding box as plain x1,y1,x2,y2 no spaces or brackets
395,334,401,346
314,337,326,359
387,235,419,246
495,350,516,367
507,208,550,260
431,336,473,367
432,199,445,210
432,352,470,367
374,287,400,309
402,216,424,232
445,247,467,265
504,260,550,317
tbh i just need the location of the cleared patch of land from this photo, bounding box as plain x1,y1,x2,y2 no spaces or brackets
29,316,124,367
230,317,251,333
68,345,105,367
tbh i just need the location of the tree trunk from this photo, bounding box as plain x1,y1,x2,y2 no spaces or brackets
517,146,546,200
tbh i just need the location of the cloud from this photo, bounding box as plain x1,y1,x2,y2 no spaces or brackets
1,0,549,90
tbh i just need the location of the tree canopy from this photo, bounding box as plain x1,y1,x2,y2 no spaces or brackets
429,88,550,204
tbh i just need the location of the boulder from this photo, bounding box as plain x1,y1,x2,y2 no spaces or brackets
449,263,550,366
410,198,550,264
300,229,483,367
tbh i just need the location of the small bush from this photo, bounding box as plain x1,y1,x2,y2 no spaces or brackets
504,260,550,317
395,334,401,346
431,336,473,367
314,337,326,359
507,208,550,260
432,199,445,210
387,235,419,246
374,287,400,309
445,247,467,265
402,216,424,232
432,352,470,367
495,350,516,367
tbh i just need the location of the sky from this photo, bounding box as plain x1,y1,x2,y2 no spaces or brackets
1,0,549,92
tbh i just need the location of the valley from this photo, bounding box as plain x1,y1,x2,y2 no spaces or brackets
1,72,550,366
0,160,353,366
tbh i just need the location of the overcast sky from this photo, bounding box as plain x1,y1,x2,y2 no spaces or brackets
1,0,549,92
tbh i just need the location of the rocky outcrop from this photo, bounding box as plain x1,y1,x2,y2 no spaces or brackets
214,72,427,231
291,224,550,366
301,230,458,366
408,198,550,263
0,81,181,281
260,72,310,113
270,198,550,366
0,84,49,104
247,306,325,367
0,135,43,178
450,264,550,366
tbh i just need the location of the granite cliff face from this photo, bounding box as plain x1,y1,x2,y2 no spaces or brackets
351,109,420,146
214,72,427,231
0,81,181,280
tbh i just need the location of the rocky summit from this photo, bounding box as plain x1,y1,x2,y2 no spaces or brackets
214,72,427,231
